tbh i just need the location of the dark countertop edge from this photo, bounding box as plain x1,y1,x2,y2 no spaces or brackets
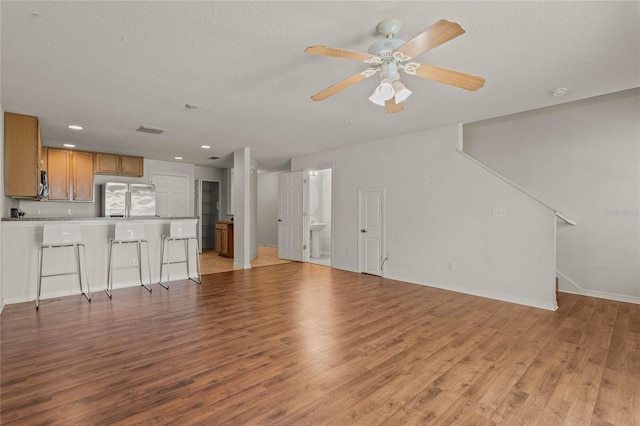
2,216,199,222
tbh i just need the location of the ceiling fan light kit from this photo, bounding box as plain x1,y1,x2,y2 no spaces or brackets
305,18,486,113
368,78,395,106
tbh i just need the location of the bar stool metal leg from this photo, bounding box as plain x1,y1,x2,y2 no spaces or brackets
159,236,169,289
105,239,114,298
36,246,44,310
139,241,152,292
79,243,91,302
191,238,202,284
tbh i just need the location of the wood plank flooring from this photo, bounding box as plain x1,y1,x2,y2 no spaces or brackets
1,263,638,425
199,245,292,275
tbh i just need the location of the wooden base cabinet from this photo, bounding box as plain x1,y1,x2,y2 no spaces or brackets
215,221,234,258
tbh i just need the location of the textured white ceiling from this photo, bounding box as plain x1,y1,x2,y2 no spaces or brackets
2,1,639,171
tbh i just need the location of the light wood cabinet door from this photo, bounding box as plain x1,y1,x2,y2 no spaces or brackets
47,148,70,200
4,112,42,198
73,151,94,201
94,153,120,174
47,149,94,201
215,222,234,258
121,155,143,177
215,228,222,253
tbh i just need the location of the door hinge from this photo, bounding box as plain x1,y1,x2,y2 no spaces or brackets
303,245,307,250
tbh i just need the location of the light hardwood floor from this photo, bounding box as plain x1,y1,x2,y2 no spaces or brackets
199,245,292,275
1,263,638,424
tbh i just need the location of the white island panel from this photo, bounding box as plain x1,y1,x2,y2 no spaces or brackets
1,218,198,304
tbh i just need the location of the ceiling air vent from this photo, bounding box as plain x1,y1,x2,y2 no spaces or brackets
136,125,167,135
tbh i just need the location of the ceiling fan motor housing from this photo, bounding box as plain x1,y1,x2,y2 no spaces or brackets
367,37,405,57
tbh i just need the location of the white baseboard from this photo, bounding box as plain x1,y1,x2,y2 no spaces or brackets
556,270,640,305
387,273,558,311
556,270,581,293
0,297,5,315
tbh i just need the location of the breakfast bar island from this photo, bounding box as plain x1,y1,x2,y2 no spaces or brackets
1,217,199,305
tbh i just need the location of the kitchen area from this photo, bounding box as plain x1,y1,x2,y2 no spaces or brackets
1,111,238,306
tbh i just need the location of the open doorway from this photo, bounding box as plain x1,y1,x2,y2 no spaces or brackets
308,168,332,267
195,179,221,253
277,168,333,267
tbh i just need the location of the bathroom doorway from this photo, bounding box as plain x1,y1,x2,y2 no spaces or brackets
308,168,332,267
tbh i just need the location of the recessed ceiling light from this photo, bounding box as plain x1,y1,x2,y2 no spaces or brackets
201,145,211,149
174,156,183,160
68,125,83,130
63,143,76,148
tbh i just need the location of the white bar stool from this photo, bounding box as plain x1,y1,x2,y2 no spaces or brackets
36,223,91,310
105,222,154,298
159,221,201,288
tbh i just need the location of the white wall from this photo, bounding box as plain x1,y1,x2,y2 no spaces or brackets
250,159,258,259
233,148,251,268
291,124,558,310
464,88,640,303
195,165,223,181
0,105,4,313
257,171,282,247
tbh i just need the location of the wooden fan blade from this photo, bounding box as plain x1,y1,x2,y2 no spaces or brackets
410,63,485,91
311,72,371,101
305,45,375,62
397,19,465,59
385,98,404,113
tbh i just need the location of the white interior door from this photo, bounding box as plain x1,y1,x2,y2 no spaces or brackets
151,174,188,217
358,188,384,275
278,171,307,261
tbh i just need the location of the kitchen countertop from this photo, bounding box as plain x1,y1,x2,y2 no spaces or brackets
1,216,198,222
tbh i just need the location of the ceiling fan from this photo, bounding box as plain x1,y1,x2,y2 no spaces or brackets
305,19,485,113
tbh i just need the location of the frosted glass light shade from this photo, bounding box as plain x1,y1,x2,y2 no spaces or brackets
368,79,395,106
392,80,412,103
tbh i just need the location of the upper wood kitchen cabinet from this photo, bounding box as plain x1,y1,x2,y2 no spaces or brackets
47,148,94,201
94,152,119,174
121,155,143,177
95,153,143,177
4,112,44,199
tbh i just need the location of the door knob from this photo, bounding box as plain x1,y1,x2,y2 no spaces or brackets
360,229,367,233
278,219,282,222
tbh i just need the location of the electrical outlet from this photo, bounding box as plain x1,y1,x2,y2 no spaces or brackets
133,258,138,266
492,208,507,218
447,261,454,270
37,209,41,215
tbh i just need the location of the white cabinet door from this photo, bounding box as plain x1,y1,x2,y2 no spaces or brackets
151,174,188,217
